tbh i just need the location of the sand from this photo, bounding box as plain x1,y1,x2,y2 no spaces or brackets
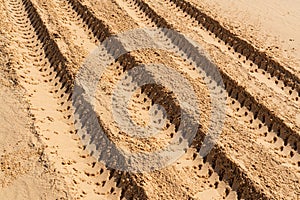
0,0,299,199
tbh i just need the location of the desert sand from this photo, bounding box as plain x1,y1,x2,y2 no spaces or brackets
0,0,299,199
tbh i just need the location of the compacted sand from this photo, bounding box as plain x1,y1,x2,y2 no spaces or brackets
0,0,299,199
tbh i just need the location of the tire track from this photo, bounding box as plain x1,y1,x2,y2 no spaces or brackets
5,0,148,199
55,2,244,196
30,0,98,71
62,0,290,199
136,0,300,166
117,0,300,156
148,0,299,102
168,0,300,100
6,0,299,198
116,0,300,160
94,47,238,199
63,1,216,199
111,0,300,198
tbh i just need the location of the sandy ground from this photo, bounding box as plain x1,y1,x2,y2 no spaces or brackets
0,0,299,199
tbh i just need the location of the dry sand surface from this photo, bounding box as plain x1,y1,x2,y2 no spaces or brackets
0,0,299,199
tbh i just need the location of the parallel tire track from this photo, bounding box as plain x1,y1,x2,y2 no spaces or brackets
64,0,279,199
119,0,300,157
144,0,299,103
7,0,148,199
5,0,299,198
125,0,300,167
113,0,300,197
168,0,300,99
22,0,73,95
